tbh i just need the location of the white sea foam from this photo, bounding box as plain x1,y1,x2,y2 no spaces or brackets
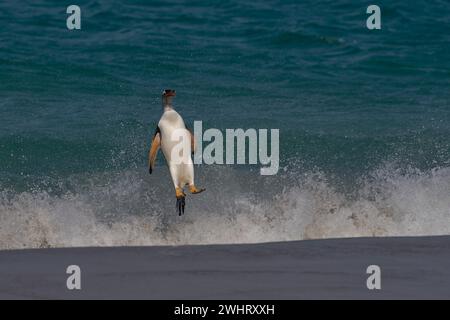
0,165,449,250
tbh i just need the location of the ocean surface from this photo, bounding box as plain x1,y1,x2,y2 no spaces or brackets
0,0,449,249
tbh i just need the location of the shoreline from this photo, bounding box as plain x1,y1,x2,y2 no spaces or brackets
1,236,450,299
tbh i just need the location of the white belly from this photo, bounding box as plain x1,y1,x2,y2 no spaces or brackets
158,110,194,188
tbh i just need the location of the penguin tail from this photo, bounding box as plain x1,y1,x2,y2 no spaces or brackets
176,196,185,216
175,187,186,216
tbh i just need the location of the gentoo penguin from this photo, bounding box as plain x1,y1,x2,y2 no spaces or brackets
148,89,205,216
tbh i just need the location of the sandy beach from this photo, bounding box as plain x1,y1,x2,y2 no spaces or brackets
1,236,449,299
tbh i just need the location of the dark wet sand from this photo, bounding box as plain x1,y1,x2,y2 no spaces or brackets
1,236,450,299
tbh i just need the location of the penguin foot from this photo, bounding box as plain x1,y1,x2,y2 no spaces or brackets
189,185,206,194
176,187,186,198
176,196,185,216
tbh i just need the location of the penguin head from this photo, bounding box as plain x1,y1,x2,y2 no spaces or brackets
162,89,176,97
162,89,176,108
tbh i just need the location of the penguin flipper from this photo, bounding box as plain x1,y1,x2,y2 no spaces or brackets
148,128,161,174
188,128,197,154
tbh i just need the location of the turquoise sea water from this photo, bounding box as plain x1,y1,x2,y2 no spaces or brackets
0,1,449,249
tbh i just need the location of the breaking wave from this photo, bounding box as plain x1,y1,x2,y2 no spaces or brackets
0,164,449,250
